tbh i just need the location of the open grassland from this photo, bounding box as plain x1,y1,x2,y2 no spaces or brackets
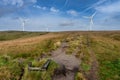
0,31,48,41
90,33,120,80
0,31,120,80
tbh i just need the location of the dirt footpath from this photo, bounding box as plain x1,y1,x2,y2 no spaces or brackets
51,42,80,80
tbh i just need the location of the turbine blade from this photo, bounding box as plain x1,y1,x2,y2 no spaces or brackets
92,12,96,18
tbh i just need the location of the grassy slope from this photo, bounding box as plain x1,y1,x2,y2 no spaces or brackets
0,31,48,41
61,31,120,80
90,32,120,80
0,31,64,80
0,31,120,80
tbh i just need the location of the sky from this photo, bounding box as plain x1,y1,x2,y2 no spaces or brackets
0,0,120,31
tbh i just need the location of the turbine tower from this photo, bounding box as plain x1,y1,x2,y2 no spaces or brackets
19,18,28,31
83,12,96,31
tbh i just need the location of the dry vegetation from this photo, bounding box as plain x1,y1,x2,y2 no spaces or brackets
0,31,120,80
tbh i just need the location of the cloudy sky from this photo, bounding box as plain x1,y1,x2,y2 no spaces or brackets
0,0,120,31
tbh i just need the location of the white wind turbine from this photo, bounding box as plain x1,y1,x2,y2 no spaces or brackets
83,12,96,31
19,18,29,31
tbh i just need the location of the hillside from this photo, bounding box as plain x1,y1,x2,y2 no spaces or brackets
0,31,120,80
0,31,48,41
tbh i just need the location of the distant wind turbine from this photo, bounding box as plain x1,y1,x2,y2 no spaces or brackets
83,12,96,31
19,18,29,31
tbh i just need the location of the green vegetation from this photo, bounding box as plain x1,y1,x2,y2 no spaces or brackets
0,31,120,80
22,59,58,80
0,31,63,80
0,31,47,41
0,40,59,80
64,32,120,80
90,34,120,80
75,72,86,80
81,63,91,72
0,37,61,57
66,35,82,54
0,57,23,80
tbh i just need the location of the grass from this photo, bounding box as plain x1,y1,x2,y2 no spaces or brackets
66,35,82,54
0,31,63,80
22,59,58,80
64,31,120,80
0,31,120,80
0,31,47,41
90,34,120,80
81,63,91,72
0,60,22,80
75,72,86,80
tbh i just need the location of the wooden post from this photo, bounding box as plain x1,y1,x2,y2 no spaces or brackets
28,59,51,71
41,59,51,70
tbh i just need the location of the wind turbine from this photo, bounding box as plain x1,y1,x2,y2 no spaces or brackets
19,18,29,31
83,12,96,31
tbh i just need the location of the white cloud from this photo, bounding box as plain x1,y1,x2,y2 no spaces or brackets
95,1,120,14
33,5,47,10
67,10,79,16
42,7,47,10
85,0,108,11
0,0,37,17
92,0,107,8
2,0,37,7
33,5,40,8
59,21,75,27
50,7,59,13
3,0,23,7
91,0,120,30
30,0,37,3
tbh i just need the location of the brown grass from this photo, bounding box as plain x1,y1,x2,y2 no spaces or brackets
0,33,62,49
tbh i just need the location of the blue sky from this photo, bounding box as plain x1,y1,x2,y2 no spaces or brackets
0,0,120,31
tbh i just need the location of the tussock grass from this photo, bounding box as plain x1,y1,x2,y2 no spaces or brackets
75,72,86,80
0,32,63,80
22,60,58,80
0,31,120,80
0,31,47,41
90,34,120,80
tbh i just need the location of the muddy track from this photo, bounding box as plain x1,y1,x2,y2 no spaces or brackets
50,42,80,80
